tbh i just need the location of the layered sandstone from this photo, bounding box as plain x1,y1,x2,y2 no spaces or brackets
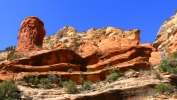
0,16,161,100
153,13,177,49
0,37,153,83
15,16,46,53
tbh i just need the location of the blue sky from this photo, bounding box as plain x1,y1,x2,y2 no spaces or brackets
0,0,176,50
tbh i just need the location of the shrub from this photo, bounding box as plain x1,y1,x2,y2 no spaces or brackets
106,73,119,82
73,38,79,52
155,83,172,94
8,54,26,61
34,76,39,85
78,72,92,91
0,79,21,100
158,57,177,75
153,70,162,80
79,72,84,86
82,80,92,90
106,68,123,82
48,74,58,84
171,51,177,58
67,68,73,73
24,74,33,83
63,39,68,43
17,80,26,85
28,77,35,84
62,80,78,93
39,78,50,89
58,75,63,87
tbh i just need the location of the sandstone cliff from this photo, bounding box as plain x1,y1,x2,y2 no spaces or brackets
153,13,177,50
1,16,176,100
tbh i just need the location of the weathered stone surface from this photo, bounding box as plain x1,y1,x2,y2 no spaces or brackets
0,39,153,82
153,13,177,49
164,31,177,55
55,26,77,41
18,75,164,100
149,51,162,66
43,26,141,49
16,16,46,53
0,51,10,61
123,29,140,40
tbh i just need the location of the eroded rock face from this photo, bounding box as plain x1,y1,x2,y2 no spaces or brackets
149,51,162,66
0,20,153,83
153,13,177,49
43,26,141,49
16,16,46,53
0,38,153,82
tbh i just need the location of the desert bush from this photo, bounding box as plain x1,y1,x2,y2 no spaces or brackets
82,80,92,90
155,83,172,94
153,70,162,80
63,39,68,43
28,76,35,84
48,74,58,84
67,68,73,73
106,73,119,82
34,76,39,85
106,68,123,82
39,78,50,89
62,80,78,93
79,72,84,86
158,57,177,75
73,38,79,52
24,74,34,83
26,75,39,85
58,75,63,87
171,51,177,58
8,54,26,61
78,72,92,91
17,80,26,85
0,79,21,100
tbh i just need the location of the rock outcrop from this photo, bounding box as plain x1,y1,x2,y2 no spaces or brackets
153,13,177,49
15,16,46,53
0,37,153,83
0,16,159,100
42,26,141,51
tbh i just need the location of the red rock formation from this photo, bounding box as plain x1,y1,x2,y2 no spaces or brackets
0,38,153,82
0,17,154,83
149,51,162,66
16,16,46,53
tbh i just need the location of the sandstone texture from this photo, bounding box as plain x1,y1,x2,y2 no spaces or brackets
16,16,46,53
149,51,162,66
153,13,177,50
0,22,153,83
43,26,140,50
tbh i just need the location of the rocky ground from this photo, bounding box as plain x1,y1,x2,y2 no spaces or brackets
17,67,177,100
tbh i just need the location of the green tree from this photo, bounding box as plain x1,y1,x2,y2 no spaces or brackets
0,79,21,100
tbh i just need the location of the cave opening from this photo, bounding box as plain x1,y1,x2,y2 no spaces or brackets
32,62,42,66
